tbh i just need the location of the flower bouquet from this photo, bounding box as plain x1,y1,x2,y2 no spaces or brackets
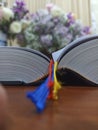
18,4,91,56
0,0,29,46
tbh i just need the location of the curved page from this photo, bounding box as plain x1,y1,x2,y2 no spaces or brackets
57,34,98,85
0,47,50,84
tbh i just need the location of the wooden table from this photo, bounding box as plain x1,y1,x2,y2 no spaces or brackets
4,86,98,130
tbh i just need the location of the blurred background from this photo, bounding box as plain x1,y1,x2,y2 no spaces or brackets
0,0,97,55
6,0,91,26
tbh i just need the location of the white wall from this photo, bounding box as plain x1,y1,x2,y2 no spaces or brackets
90,0,98,33
6,0,91,26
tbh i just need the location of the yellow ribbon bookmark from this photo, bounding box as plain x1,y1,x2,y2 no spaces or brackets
53,61,61,100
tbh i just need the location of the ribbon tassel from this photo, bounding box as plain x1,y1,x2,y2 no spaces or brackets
53,61,61,100
26,60,61,112
26,77,49,113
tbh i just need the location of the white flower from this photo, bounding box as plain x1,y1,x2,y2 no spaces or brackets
21,19,31,30
10,21,22,34
1,7,14,21
50,6,64,17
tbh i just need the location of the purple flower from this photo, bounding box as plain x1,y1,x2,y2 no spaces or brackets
67,12,75,25
12,0,29,20
83,26,90,34
67,12,73,19
40,35,53,46
31,13,39,21
66,33,73,42
54,25,68,37
15,0,26,7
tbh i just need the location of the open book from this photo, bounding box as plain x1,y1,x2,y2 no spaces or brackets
0,34,98,86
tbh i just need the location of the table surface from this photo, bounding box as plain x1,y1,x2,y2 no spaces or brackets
4,85,98,130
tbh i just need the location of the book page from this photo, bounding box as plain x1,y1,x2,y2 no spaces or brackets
52,47,65,62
